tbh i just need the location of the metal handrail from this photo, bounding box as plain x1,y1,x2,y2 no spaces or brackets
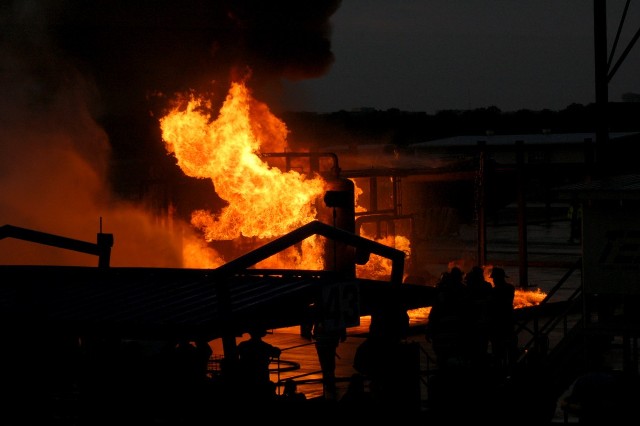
515,257,584,364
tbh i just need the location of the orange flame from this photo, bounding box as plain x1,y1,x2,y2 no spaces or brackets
159,80,413,279
352,178,412,280
160,81,326,268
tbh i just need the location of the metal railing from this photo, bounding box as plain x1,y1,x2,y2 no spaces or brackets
515,258,583,365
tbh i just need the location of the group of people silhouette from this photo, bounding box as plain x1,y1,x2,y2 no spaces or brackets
425,265,518,421
426,265,517,374
226,265,518,415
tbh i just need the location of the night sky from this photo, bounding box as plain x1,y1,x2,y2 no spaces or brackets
281,0,640,113
4,1,638,117
44,0,342,116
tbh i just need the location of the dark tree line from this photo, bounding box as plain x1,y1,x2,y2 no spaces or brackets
283,101,640,150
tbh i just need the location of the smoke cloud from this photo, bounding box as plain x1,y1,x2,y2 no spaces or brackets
49,0,342,114
0,0,341,267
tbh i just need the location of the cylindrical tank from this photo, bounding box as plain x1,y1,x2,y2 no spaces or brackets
318,177,356,279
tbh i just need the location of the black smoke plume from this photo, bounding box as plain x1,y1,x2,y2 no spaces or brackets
0,0,342,267
50,0,342,115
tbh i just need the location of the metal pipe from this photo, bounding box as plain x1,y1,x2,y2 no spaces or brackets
0,224,113,268
259,152,341,178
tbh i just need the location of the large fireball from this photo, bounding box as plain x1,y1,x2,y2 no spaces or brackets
160,82,326,243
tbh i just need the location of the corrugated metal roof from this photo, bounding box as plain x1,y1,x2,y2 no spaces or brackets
0,220,435,341
409,132,639,148
0,265,321,340
554,174,640,200
0,265,435,341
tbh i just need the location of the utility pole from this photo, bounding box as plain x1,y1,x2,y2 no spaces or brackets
593,0,609,175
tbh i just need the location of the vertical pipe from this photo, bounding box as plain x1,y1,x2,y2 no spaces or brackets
594,0,609,174
322,178,356,279
477,141,487,267
516,140,529,288
370,177,378,213
392,176,401,216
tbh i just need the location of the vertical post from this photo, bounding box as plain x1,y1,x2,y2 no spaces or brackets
516,141,529,288
392,176,400,216
97,233,113,268
593,0,609,174
477,141,487,267
370,176,378,213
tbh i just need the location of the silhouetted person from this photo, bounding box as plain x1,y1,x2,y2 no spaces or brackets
191,339,214,413
426,267,470,369
311,317,346,401
237,327,281,403
488,267,517,375
354,287,412,410
279,378,306,402
171,339,212,387
568,201,582,244
161,339,214,420
195,338,214,377
464,265,493,367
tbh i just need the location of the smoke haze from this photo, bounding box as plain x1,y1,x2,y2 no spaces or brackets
0,0,341,267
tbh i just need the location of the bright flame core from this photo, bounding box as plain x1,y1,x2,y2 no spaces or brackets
160,82,326,244
159,80,410,275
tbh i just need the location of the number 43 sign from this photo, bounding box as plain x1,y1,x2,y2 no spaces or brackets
320,282,360,331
